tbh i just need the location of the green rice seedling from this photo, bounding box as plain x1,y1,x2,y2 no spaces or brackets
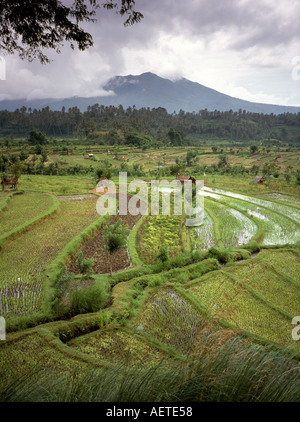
0,192,53,237
206,187,300,225
68,327,169,365
257,249,300,280
133,288,212,354
187,271,299,349
0,272,45,316
204,198,257,248
204,187,300,245
18,175,95,195
226,259,300,317
190,211,217,250
0,197,99,317
138,215,182,264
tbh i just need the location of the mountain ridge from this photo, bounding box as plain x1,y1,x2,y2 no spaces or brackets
0,72,299,115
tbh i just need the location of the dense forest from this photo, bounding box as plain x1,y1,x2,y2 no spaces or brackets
0,105,300,144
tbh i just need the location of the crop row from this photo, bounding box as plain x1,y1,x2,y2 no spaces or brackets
132,288,214,355
204,198,257,248
203,189,300,246
204,187,300,225
68,326,168,365
190,211,217,250
0,192,53,237
187,271,298,349
0,197,99,317
138,215,183,264
226,259,300,317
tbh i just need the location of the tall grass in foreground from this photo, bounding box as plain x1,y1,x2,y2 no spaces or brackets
1,334,299,402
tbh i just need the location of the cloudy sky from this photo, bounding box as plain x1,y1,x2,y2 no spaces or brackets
0,0,300,106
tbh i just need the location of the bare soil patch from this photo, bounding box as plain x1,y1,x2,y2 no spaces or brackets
67,193,141,274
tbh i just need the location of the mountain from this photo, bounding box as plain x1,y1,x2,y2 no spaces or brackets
1,72,300,114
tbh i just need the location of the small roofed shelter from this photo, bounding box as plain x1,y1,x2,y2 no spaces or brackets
253,176,265,184
177,175,196,185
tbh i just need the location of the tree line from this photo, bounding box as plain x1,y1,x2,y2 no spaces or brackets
0,105,300,144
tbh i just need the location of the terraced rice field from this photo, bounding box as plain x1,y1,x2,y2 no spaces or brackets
138,215,182,264
201,187,300,246
132,288,211,354
191,212,216,250
187,270,298,349
227,260,299,316
258,192,300,206
204,187,300,224
0,195,99,316
68,327,169,364
0,192,53,236
0,178,299,399
204,198,257,248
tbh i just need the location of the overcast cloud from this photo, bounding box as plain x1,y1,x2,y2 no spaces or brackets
0,0,299,106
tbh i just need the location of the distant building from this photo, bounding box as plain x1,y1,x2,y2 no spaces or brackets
253,176,265,184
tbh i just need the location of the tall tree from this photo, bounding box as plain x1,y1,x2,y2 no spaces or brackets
0,1,143,63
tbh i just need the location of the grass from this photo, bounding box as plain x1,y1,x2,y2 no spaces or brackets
1,332,299,402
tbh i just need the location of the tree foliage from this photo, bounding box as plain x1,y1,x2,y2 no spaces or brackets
0,0,143,63
28,130,48,145
103,218,129,255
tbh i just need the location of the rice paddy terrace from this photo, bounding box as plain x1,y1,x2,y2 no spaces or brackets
0,179,300,400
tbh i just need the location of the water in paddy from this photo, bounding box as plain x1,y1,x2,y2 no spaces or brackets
199,187,300,246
